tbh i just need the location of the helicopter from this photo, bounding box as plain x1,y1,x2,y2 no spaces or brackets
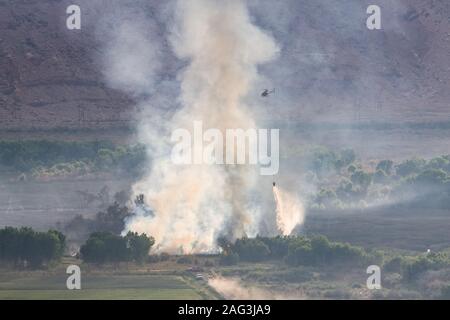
261,89,275,97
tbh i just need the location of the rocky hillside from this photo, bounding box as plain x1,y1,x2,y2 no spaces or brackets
251,0,450,123
0,0,134,130
0,0,449,131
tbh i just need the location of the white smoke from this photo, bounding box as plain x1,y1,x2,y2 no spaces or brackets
102,23,162,96
102,0,306,253
273,185,305,235
96,2,167,98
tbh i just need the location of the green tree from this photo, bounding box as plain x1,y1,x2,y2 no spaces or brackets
413,169,447,185
373,169,388,184
80,232,125,263
427,156,450,172
351,170,372,192
232,238,270,262
95,203,132,235
220,252,240,266
310,235,332,264
315,189,338,208
80,232,154,263
0,227,65,268
339,149,356,167
125,232,155,263
376,160,394,175
396,158,426,177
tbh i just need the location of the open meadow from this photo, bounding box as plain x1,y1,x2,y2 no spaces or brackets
0,258,217,300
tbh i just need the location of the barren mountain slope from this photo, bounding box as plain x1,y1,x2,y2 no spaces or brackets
0,0,134,130
0,0,449,130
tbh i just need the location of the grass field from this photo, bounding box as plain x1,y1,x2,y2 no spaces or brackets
0,265,213,300
0,274,205,300
0,288,200,300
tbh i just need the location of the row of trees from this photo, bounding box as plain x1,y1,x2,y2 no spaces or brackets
80,232,155,263
304,147,356,178
304,146,450,180
221,235,450,288
0,224,154,267
218,235,378,267
64,199,154,264
0,227,65,268
0,140,146,178
307,149,450,210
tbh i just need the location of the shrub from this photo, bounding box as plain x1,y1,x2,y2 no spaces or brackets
401,254,448,281
373,169,388,184
440,285,450,299
232,238,270,262
413,169,448,186
385,256,405,273
284,236,367,267
177,256,193,264
395,158,426,177
220,252,240,266
376,160,394,175
159,253,170,261
427,156,450,172
147,255,160,263
351,170,372,191
204,260,215,267
348,164,357,174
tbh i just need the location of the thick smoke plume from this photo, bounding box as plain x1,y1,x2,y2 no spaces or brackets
273,185,304,235
121,0,284,253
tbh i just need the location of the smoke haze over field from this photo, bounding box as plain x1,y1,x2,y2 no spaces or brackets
209,277,305,300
